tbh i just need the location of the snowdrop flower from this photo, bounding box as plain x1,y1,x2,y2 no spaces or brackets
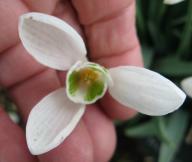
181,77,192,98
164,0,184,5
19,12,186,155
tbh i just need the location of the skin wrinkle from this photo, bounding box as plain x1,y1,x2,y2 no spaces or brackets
6,68,48,90
0,43,47,88
95,44,143,68
92,40,140,61
9,69,61,122
72,0,134,25
0,40,21,55
84,1,134,28
85,4,137,58
22,0,59,14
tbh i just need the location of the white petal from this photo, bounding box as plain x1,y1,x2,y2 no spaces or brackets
26,88,85,155
164,0,184,5
181,77,192,98
108,66,186,116
19,12,87,70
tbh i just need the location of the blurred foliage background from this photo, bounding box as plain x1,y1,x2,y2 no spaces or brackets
0,0,192,162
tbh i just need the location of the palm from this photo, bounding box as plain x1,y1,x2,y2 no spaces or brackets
0,0,142,162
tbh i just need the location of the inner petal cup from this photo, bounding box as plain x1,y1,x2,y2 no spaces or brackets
66,62,110,104
26,88,85,155
19,12,87,70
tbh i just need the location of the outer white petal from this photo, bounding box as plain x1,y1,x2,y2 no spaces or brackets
108,66,186,116
19,12,87,70
26,88,85,155
181,77,192,98
164,0,184,5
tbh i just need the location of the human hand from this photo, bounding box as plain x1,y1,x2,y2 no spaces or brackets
0,0,142,162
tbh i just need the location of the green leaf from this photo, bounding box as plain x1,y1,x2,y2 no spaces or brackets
142,46,154,68
148,21,160,47
148,0,159,21
158,111,189,162
85,81,104,102
125,117,171,144
170,16,186,27
148,21,167,51
156,117,173,145
177,0,192,57
153,55,192,76
125,119,157,137
136,0,145,38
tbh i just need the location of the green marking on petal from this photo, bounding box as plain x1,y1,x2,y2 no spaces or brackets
66,61,110,104
84,81,104,102
68,71,79,95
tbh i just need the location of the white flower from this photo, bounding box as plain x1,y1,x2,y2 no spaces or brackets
164,0,184,5
19,12,186,155
181,77,192,98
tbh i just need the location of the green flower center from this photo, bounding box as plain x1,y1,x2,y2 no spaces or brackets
66,62,109,104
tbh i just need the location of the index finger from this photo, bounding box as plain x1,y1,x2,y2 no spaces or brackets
72,0,143,119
